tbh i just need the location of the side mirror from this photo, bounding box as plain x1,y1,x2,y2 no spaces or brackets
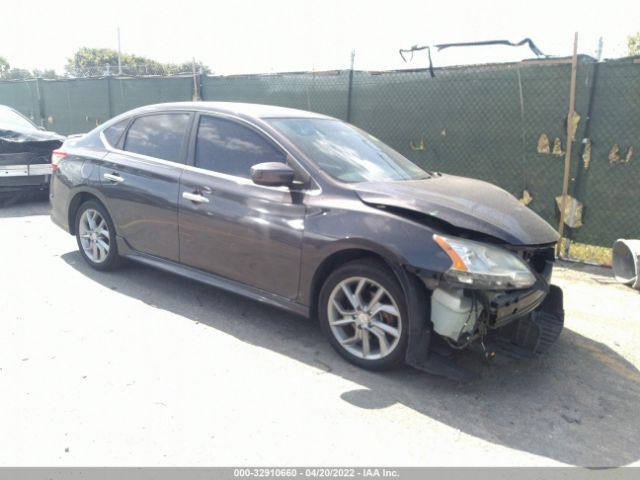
250,162,295,187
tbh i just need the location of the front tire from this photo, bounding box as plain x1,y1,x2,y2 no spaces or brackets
75,200,122,271
318,259,408,370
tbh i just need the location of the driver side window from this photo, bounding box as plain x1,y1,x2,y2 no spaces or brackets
195,116,285,178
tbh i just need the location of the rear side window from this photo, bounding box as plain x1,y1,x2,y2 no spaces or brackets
195,116,285,178
102,119,129,147
123,113,190,162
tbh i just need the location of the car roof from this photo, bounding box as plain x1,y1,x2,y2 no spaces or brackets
0,104,26,115
0,104,40,128
124,101,332,120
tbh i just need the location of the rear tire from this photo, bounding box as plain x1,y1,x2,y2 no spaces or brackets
318,259,408,371
75,200,122,271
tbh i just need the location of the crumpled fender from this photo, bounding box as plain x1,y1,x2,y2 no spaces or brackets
390,262,479,382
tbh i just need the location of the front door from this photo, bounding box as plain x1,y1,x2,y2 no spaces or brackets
178,115,305,299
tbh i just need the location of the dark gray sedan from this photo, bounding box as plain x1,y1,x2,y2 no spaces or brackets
50,102,564,380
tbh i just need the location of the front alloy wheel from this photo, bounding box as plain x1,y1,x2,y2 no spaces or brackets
319,260,408,370
328,277,402,360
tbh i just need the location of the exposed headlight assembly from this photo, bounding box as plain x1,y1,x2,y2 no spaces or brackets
433,234,536,289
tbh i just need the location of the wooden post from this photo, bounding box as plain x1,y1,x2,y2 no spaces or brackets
556,33,579,258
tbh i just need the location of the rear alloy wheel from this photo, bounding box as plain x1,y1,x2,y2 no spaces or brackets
75,200,122,270
318,260,408,370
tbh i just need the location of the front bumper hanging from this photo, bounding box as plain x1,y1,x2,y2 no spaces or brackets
485,285,564,359
403,270,564,382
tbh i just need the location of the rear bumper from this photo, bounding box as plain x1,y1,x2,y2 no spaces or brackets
50,205,69,233
0,164,52,177
49,172,73,234
0,172,50,193
0,163,52,193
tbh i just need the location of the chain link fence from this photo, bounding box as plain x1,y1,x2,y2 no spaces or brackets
201,71,350,120
1,57,639,262
66,64,199,78
0,63,207,80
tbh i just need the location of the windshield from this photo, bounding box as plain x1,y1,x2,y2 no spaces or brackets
268,118,429,183
0,106,37,131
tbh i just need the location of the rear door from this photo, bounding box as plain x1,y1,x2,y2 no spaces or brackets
178,114,306,299
99,112,192,261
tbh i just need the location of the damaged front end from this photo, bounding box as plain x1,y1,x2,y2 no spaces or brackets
406,237,564,382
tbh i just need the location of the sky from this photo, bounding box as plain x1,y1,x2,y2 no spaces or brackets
2,0,639,75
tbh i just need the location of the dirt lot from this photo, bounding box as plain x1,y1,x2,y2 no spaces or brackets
1,198,639,467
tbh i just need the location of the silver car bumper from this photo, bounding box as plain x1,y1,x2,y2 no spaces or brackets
0,164,52,177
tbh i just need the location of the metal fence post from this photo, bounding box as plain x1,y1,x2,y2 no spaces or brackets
192,58,201,101
106,76,114,119
346,50,355,122
34,77,46,127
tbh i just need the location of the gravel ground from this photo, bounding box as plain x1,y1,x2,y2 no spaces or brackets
1,198,639,467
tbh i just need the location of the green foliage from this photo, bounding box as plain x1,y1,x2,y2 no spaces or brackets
628,32,640,56
64,47,211,76
167,61,211,75
32,69,58,79
2,68,32,80
0,55,60,79
0,48,211,79
65,47,156,74
0,56,9,75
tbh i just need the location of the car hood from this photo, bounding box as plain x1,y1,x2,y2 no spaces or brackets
354,174,560,246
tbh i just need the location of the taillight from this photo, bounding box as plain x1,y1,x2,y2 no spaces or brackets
51,150,67,172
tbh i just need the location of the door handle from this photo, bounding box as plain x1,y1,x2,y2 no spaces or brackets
104,173,124,183
182,191,210,204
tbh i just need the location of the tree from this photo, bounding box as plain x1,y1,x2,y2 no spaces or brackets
628,33,640,56
32,69,58,79
65,47,211,76
65,47,156,75
0,49,211,80
169,61,211,75
2,68,32,80
0,56,9,76
0,56,60,79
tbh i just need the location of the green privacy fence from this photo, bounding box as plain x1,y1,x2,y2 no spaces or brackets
0,80,42,123
1,58,639,251
0,76,194,134
201,72,350,120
